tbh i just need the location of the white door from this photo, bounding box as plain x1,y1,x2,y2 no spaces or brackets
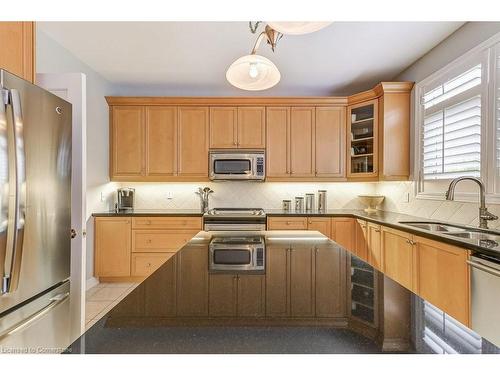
37,73,87,341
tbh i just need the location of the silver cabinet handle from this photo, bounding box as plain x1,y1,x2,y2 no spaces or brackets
2,89,26,294
0,292,69,340
467,260,500,277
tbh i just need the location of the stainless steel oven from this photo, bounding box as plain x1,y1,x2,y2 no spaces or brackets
209,150,265,181
209,236,265,272
203,208,266,231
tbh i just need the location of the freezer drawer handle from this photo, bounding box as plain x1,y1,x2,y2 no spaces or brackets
0,292,69,341
2,89,26,294
467,259,500,277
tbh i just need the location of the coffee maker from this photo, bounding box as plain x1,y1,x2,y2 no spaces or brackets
116,188,135,211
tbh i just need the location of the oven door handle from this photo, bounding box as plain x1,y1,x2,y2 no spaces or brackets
467,259,500,277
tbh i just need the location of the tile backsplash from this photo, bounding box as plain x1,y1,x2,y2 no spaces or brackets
111,180,500,230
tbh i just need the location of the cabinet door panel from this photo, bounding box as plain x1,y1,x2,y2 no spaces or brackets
209,274,237,317
415,236,469,326
331,218,355,249
237,275,265,317
144,256,177,317
0,22,34,82
265,246,289,316
131,253,174,277
315,247,345,317
308,217,331,238
315,107,345,177
354,220,368,261
367,223,382,270
381,227,414,291
266,107,290,177
146,106,177,176
290,247,314,317
95,218,131,277
178,107,209,177
290,107,315,177
176,247,209,316
209,107,237,148
238,107,266,148
111,106,144,178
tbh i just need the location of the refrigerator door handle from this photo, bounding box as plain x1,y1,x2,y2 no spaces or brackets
0,90,10,292
0,292,69,340
2,89,26,294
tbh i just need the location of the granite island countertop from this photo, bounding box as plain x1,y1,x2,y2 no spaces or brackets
67,230,500,354
93,208,500,257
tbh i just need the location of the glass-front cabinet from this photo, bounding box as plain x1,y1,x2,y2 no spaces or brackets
347,99,378,178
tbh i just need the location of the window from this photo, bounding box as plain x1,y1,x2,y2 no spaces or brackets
415,33,500,201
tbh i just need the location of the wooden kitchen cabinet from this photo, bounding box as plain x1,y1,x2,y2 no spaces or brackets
367,223,382,270
237,275,265,317
210,107,265,149
308,217,331,237
354,219,369,261
381,226,415,291
331,217,355,249
289,246,315,317
290,107,315,177
176,246,209,316
266,107,290,178
237,107,266,148
414,235,470,326
110,106,145,179
265,245,289,317
267,217,308,230
131,252,174,277
315,246,345,317
209,107,237,148
178,107,209,177
315,107,346,178
209,274,237,316
0,22,35,83
145,106,177,177
95,217,132,277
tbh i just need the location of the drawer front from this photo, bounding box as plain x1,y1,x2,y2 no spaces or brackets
131,253,174,277
267,217,308,230
132,230,198,252
132,216,202,230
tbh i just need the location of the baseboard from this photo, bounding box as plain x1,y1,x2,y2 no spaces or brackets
86,276,99,290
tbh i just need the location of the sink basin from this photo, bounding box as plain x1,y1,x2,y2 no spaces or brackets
444,231,500,241
399,221,467,232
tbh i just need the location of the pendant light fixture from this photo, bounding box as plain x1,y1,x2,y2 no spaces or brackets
266,22,332,35
226,25,281,91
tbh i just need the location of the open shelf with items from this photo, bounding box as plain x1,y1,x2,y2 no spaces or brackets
347,99,378,178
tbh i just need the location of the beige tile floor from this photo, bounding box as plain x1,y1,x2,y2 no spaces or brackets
85,282,139,331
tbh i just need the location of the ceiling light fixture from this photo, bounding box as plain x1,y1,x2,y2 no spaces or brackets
226,22,332,91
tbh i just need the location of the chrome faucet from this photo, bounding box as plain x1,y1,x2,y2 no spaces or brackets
445,177,498,229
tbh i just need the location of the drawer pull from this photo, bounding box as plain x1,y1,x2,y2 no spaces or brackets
146,262,151,268
147,239,152,244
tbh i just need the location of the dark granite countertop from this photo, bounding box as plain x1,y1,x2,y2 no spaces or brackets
93,208,500,257
67,230,499,354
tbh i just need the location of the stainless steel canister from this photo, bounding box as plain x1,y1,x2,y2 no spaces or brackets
318,190,327,211
282,200,291,211
305,193,315,211
294,197,304,212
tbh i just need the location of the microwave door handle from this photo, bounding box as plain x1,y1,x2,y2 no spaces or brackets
2,89,26,294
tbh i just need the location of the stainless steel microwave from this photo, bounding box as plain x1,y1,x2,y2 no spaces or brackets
209,150,265,181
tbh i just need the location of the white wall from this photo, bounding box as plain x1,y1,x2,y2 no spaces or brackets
36,29,117,280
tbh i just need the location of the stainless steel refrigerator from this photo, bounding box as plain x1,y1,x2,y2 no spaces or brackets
0,69,72,353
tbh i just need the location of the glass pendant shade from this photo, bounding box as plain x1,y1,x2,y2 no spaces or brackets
267,22,332,35
226,54,281,91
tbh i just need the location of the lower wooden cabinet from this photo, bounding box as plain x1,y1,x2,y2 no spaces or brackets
331,217,355,250
209,274,265,317
354,219,369,261
289,246,315,317
315,246,345,317
413,235,470,326
267,217,308,230
95,217,131,277
367,223,382,270
307,217,331,237
381,226,414,291
131,253,174,277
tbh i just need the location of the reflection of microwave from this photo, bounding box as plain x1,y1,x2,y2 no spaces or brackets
209,236,265,272
209,150,265,181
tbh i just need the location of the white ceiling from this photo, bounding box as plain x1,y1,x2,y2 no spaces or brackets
38,22,464,96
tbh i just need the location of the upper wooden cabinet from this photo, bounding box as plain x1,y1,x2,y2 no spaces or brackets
178,107,209,177
110,105,209,181
290,107,315,177
315,107,346,178
209,107,265,149
0,22,35,83
266,107,290,178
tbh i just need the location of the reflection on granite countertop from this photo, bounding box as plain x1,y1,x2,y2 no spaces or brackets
67,230,500,354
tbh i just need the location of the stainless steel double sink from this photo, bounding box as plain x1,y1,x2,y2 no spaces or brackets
398,221,500,248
